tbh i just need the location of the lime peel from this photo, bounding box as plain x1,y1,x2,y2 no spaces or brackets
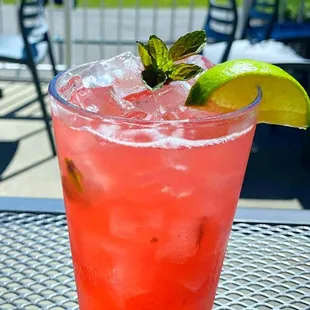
185,59,310,129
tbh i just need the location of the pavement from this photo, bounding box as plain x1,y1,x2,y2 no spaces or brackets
0,81,309,210
0,82,62,198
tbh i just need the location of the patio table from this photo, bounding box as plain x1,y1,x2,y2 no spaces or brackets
0,197,309,309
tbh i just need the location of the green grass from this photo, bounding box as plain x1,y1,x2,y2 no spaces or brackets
2,0,243,7
85,0,303,10
3,0,305,11
82,0,210,7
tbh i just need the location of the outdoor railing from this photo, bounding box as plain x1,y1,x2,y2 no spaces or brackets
0,0,308,80
0,0,208,73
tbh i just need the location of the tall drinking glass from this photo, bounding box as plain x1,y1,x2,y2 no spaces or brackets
49,60,261,310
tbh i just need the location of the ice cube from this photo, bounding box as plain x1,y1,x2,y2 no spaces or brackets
99,52,146,98
178,268,210,291
76,52,146,98
70,85,148,119
156,217,201,263
110,252,158,302
61,54,216,122
179,55,215,88
109,206,139,239
59,75,83,101
79,61,114,88
119,128,167,143
155,217,212,292
123,110,149,120
144,82,216,121
109,204,163,240
85,104,99,113
183,54,214,71
98,124,121,139
165,106,218,121
123,91,162,121
120,98,149,120
124,81,217,121
123,90,157,115
125,83,189,119
156,83,189,114
70,86,121,115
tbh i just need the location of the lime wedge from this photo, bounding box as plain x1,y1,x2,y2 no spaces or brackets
185,59,310,128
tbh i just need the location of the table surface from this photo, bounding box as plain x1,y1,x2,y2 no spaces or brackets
0,197,309,310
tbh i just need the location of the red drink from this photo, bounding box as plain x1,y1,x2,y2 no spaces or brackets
49,53,260,310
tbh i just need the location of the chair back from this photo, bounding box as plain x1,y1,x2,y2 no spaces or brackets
242,0,280,41
204,0,238,43
18,0,49,59
203,0,238,62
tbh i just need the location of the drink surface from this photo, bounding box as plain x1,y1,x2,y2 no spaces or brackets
51,53,257,310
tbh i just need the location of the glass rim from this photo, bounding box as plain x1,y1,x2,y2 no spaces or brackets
48,64,262,125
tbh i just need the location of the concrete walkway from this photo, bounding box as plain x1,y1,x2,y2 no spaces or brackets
0,82,62,198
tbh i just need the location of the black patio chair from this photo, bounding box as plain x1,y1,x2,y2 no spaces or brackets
241,0,280,41
0,0,57,155
203,0,238,63
202,0,310,65
242,0,310,43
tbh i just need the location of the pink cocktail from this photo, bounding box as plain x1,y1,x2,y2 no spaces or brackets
49,52,261,310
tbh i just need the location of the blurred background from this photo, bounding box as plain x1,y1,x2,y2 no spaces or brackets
0,0,309,209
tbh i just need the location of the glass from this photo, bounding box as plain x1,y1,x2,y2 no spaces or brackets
48,62,261,310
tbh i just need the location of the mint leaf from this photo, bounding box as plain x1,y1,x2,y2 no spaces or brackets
168,63,203,81
142,68,167,91
65,158,83,192
168,30,207,61
147,35,172,70
137,41,153,69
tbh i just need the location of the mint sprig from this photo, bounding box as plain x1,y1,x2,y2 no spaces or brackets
137,30,207,91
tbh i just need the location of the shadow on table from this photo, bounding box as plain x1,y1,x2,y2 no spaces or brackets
240,124,310,210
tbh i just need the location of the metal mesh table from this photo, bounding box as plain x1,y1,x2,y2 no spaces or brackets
0,198,310,310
